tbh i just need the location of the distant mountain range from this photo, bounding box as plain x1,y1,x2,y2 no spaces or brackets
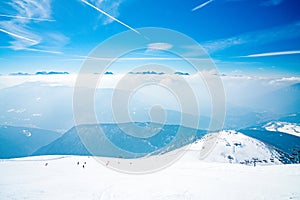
1,81,299,132
1,120,299,165
244,83,300,114
0,82,74,132
35,126,298,165
1,82,299,164
263,121,300,137
32,121,299,164
0,82,210,132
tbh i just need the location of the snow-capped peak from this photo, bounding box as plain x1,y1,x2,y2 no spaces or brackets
264,121,300,137
185,130,281,165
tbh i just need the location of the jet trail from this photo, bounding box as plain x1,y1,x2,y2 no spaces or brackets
192,0,214,11
240,50,300,58
81,0,141,35
25,48,62,54
0,28,38,44
0,14,55,22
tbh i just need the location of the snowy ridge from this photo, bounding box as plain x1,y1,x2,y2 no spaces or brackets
185,130,282,165
264,121,300,137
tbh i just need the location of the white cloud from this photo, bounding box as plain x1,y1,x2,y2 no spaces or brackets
147,43,173,51
0,0,50,49
0,0,68,53
203,37,245,53
7,108,26,113
10,0,52,19
92,0,124,25
182,45,208,57
82,0,140,35
41,32,70,49
219,74,300,84
279,77,300,82
0,28,38,44
0,74,76,89
268,77,300,85
203,22,300,53
32,113,42,117
88,0,125,25
16,109,26,113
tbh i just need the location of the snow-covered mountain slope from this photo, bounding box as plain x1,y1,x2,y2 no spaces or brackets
34,128,287,165
0,154,299,200
184,130,282,165
33,123,205,158
0,125,61,159
264,121,300,137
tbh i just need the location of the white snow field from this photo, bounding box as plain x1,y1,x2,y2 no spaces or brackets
0,131,299,200
264,121,300,137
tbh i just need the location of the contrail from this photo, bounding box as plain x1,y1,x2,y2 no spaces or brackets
240,50,300,58
81,0,141,35
0,28,38,44
192,0,214,11
25,48,62,54
0,14,55,22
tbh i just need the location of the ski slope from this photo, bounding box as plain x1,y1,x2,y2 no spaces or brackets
0,149,299,199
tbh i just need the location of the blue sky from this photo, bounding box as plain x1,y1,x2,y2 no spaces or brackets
0,0,299,76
